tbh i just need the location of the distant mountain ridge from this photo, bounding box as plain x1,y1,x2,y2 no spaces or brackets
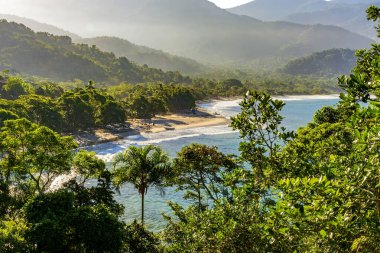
229,0,379,40
0,14,82,40
77,37,206,75
284,3,379,40
229,0,327,21
0,0,373,66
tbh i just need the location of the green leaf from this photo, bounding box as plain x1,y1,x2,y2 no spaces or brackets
319,230,327,238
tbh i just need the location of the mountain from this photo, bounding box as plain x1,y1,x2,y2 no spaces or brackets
229,0,378,40
228,0,328,21
0,14,82,40
284,3,379,40
281,48,356,76
0,0,373,66
0,20,190,84
77,37,206,75
0,15,205,75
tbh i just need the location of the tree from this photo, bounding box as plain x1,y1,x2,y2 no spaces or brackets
18,94,64,131
166,86,195,112
24,190,125,253
113,145,171,225
21,147,125,252
0,218,30,253
0,76,32,100
127,94,154,119
0,119,77,195
72,150,106,185
58,91,94,131
0,109,18,127
171,144,236,212
99,100,126,126
230,90,294,189
34,81,64,98
123,221,161,253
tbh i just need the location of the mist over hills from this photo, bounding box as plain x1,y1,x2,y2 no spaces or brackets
229,0,378,40
0,14,81,40
0,0,373,66
77,37,206,75
0,14,205,75
284,3,378,40
229,0,328,21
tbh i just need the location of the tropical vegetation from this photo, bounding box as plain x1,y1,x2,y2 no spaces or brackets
1,3,380,253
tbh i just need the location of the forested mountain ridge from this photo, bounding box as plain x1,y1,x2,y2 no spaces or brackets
0,15,205,75
281,48,356,76
77,36,206,75
229,0,379,40
0,20,190,84
0,0,373,65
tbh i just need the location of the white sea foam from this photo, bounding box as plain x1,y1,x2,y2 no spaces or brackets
274,94,340,101
200,99,242,118
201,95,340,117
88,124,236,162
48,172,77,192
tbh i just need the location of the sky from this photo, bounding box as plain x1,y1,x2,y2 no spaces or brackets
0,0,258,12
208,0,253,8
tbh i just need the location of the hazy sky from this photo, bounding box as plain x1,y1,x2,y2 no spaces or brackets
208,0,253,8
0,0,254,12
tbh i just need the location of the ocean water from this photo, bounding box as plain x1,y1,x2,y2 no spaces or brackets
86,96,340,231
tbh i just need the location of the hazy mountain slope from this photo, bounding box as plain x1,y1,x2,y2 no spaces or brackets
0,14,205,74
284,3,378,40
0,0,373,65
0,20,190,84
228,0,328,21
281,48,356,76
229,0,378,40
0,14,82,40
228,0,375,21
77,37,206,75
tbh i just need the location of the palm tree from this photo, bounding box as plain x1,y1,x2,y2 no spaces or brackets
112,145,171,225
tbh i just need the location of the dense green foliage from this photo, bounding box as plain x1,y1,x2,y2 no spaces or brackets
108,83,198,118
0,118,160,252
0,77,127,132
282,48,356,76
0,73,205,132
159,7,380,251
0,72,341,135
0,20,191,84
1,5,380,253
169,144,237,213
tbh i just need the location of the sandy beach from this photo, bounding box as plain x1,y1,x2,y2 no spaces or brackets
73,94,340,147
74,109,230,147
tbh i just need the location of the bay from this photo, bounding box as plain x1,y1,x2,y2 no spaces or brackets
86,96,340,231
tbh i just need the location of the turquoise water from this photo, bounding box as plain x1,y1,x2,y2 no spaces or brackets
87,96,340,231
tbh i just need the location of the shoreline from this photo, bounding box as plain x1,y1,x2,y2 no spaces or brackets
200,94,340,103
274,94,340,100
73,94,340,147
73,109,230,147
